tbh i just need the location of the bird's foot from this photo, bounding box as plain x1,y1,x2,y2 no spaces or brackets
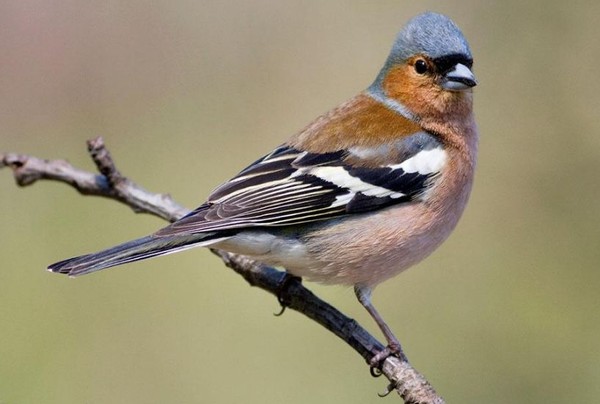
368,342,404,397
274,273,302,316
369,341,403,369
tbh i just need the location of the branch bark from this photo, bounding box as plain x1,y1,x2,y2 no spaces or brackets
1,137,445,404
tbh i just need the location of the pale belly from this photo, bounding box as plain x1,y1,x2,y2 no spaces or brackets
213,198,466,287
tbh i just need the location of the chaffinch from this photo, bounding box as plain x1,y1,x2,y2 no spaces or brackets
49,12,477,364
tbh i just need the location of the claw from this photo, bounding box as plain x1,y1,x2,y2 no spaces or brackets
377,383,396,398
370,366,383,378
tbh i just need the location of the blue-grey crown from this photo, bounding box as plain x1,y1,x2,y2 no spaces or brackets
389,12,471,63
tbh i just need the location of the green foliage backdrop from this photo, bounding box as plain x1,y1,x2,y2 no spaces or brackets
1,1,599,403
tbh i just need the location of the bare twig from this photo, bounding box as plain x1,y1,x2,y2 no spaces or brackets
0,140,188,222
1,137,444,403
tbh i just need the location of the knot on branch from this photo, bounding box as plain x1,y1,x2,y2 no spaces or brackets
1,153,45,186
87,137,125,188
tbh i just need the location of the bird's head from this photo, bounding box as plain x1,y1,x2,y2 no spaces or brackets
369,12,476,121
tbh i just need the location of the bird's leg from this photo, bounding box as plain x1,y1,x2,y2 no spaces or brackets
354,285,405,368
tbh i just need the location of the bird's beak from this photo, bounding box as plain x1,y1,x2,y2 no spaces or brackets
442,63,477,91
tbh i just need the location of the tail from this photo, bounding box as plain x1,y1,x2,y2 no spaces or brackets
48,234,223,277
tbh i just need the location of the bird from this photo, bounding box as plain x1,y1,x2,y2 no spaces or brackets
48,12,477,366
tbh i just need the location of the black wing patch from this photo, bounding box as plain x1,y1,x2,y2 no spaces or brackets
155,135,445,237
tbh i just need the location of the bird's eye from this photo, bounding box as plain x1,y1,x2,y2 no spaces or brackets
414,59,428,74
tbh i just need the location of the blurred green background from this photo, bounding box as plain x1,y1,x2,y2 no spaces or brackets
1,1,599,403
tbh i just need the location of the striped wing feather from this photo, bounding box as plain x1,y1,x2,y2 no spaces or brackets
155,142,442,237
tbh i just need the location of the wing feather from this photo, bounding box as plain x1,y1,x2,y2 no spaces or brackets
155,133,445,238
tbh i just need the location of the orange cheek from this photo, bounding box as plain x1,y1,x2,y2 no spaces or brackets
382,66,474,121
382,65,443,117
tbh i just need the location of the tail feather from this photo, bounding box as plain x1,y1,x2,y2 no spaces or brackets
48,234,223,277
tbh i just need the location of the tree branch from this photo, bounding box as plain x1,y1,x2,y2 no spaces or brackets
1,137,444,403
